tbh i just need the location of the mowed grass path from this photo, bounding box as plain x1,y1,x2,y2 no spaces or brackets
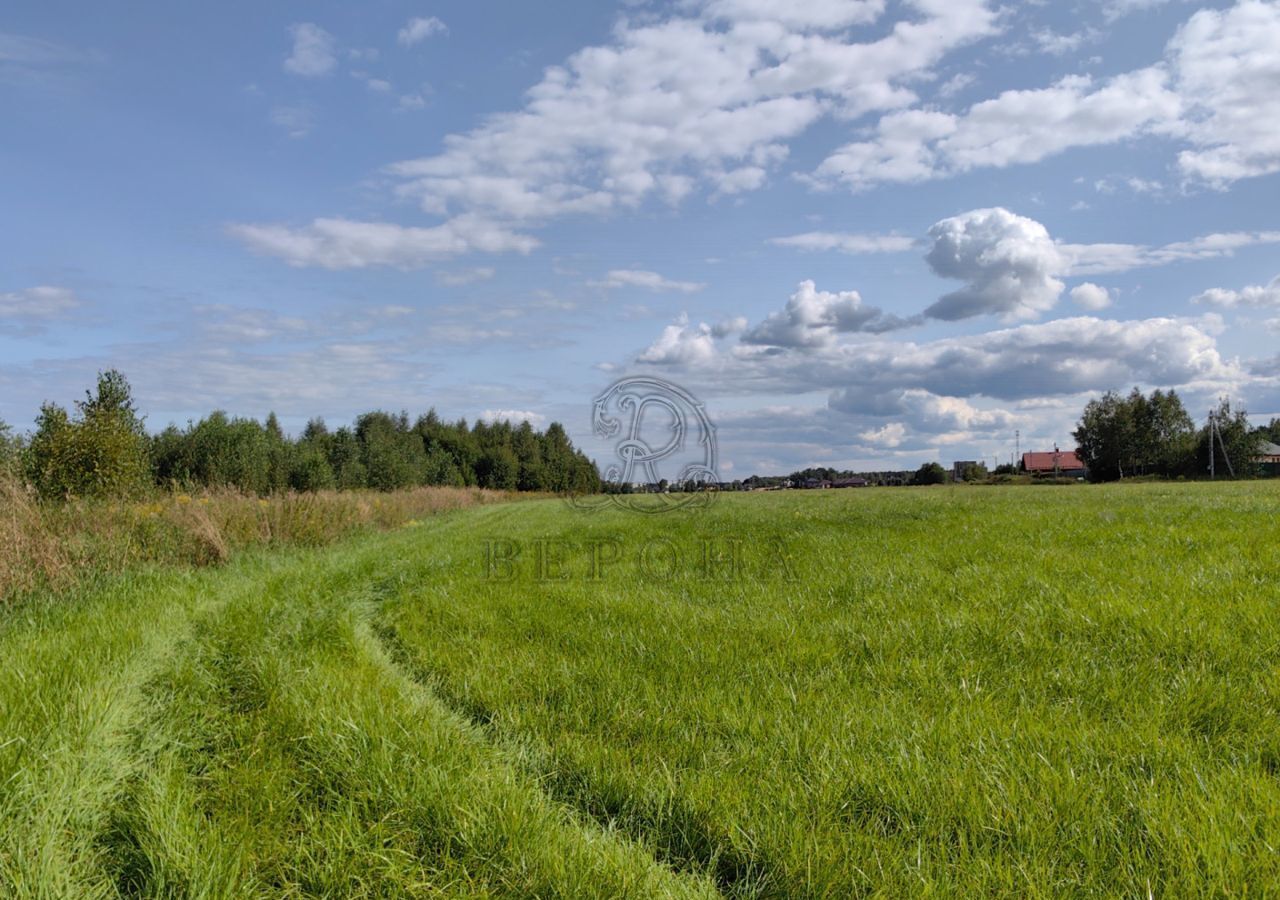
3,483,1280,896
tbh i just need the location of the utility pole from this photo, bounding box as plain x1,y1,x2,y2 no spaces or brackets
1208,407,1235,479
1015,430,1020,470
1221,423,1235,477
1208,410,1215,480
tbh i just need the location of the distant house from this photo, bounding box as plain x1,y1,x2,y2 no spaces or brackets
1022,449,1087,478
832,477,869,488
800,478,832,489
1256,441,1280,464
1257,441,1280,477
952,460,979,481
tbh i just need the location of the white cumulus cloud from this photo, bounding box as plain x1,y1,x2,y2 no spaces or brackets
385,0,997,225
923,208,1066,321
1070,282,1112,310
742,279,920,348
637,313,720,365
1170,1,1280,185
641,311,1235,405
811,0,1280,190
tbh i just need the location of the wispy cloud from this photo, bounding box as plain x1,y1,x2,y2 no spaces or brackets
1193,275,1280,310
479,408,545,425
0,32,97,86
229,216,537,268
397,17,447,47
770,232,915,254
587,269,705,293
270,105,316,139
436,267,496,286
0,286,82,333
284,23,336,77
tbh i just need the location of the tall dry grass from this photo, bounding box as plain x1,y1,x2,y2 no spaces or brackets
0,474,503,604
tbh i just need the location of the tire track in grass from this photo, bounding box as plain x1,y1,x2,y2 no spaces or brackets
0,565,238,898
370,609,768,898
97,564,315,898
96,519,719,898
362,500,784,897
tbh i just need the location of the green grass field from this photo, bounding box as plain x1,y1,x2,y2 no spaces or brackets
3,483,1279,897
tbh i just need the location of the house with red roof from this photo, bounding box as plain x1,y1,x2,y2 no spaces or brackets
1022,448,1087,478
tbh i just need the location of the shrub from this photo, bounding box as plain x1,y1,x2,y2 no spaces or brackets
0,481,499,605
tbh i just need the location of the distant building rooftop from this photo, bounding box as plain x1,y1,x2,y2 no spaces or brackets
1022,450,1085,474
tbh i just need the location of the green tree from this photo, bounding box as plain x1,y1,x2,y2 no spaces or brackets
288,417,336,491
327,427,368,489
476,445,519,491
24,370,150,499
264,411,293,493
1259,418,1280,445
289,442,336,491
150,423,193,487
177,412,279,494
0,417,17,473
913,462,947,485
1139,389,1197,477
356,411,424,491
540,423,575,492
511,420,546,491
423,445,465,487
569,449,601,494
23,404,75,497
1074,390,1134,481
1075,387,1197,481
959,462,989,482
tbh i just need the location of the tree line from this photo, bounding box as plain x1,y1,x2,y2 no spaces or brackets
749,464,963,487
1,370,601,500
1073,388,1276,482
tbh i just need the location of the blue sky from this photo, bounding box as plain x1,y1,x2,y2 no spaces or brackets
2,0,1279,475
